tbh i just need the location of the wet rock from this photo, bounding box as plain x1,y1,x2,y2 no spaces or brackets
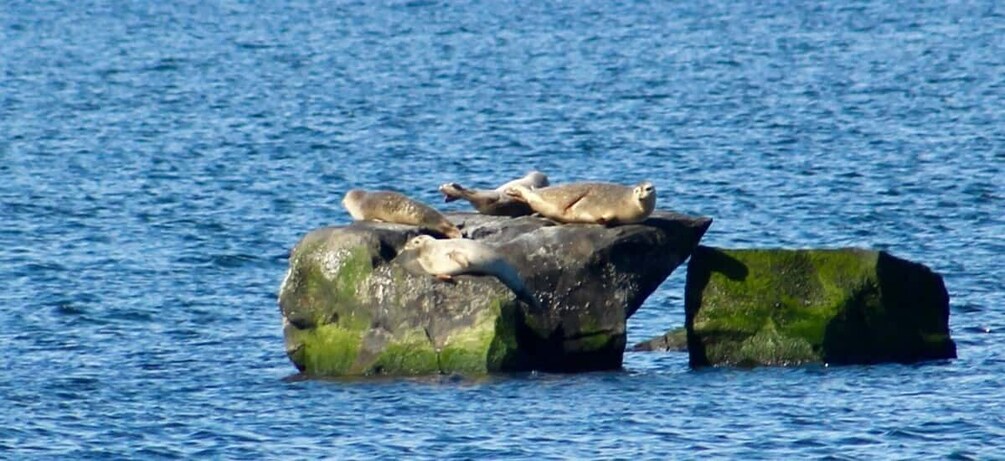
685,246,957,367
278,211,712,376
631,327,688,352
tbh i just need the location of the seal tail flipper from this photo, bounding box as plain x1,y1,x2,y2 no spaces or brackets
504,185,531,203
514,286,544,311
494,264,544,311
439,183,464,203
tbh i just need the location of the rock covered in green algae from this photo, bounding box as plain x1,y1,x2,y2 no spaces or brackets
278,211,712,376
684,246,957,367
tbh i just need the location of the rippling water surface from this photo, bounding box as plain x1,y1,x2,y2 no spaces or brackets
2,1,1003,458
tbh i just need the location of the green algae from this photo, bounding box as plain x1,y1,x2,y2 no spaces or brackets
686,247,955,367
370,329,440,375
280,241,379,373
437,297,518,373
566,332,615,352
293,323,364,376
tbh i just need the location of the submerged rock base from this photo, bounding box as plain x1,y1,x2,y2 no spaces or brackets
630,327,687,352
685,246,956,367
279,212,711,376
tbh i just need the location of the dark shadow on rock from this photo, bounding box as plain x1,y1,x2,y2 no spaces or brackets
823,251,956,364
684,246,748,367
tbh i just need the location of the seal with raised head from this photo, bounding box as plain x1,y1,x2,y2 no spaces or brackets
439,171,549,217
342,189,462,238
403,235,542,310
505,180,656,225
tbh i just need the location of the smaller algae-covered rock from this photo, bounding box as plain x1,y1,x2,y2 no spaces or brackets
685,246,956,367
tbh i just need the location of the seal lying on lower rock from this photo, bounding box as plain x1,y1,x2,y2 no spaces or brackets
342,189,462,238
403,235,543,310
439,171,549,217
505,181,656,225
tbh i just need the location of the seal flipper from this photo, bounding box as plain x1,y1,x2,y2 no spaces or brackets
563,191,590,213
446,250,470,269
439,183,464,203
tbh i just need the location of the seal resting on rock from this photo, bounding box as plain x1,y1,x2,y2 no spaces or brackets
439,171,549,217
403,235,543,310
342,189,462,238
505,181,656,225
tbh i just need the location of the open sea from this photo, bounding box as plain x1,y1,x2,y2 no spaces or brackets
2,1,1003,459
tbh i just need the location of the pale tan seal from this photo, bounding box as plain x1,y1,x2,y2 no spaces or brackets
505,181,656,225
342,189,462,239
438,171,549,217
403,235,542,310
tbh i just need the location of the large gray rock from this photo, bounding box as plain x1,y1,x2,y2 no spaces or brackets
278,211,711,376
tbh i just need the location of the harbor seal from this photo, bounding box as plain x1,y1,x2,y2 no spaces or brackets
403,235,543,310
439,171,549,217
342,189,462,239
505,181,656,225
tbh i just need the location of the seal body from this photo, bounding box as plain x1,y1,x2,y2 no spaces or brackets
342,189,462,238
506,181,656,225
403,235,542,310
439,171,549,217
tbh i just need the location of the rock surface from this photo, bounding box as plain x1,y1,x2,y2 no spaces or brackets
279,211,711,376
630,327,688,352
685,246,957,367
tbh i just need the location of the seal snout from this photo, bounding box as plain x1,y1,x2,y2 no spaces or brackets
636,181,656,199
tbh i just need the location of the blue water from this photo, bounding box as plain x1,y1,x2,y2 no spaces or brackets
2,0,1003,458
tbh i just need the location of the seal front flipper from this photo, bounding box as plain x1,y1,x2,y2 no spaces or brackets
446,250,470,269
562,191,590,213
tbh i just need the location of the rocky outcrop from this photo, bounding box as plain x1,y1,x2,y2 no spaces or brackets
685,246,956,367
278,211,711,376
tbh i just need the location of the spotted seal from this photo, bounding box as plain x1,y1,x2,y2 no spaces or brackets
403,235,542,310
342,189,462,238
505,181,656,225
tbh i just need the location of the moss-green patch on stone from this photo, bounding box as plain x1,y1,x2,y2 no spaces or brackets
293,324,364,376
437,298,514,373
280,242,376,330
370,329,440,375
565,332,615,352
687,246,955,367
706,319,817,366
